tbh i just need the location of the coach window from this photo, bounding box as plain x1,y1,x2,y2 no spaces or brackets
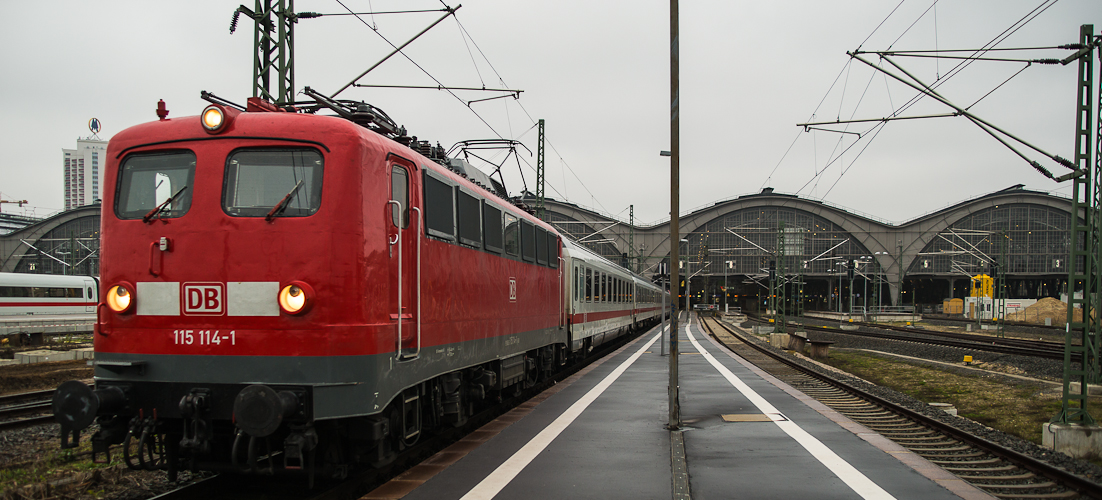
116,151,196,220
483,203,503,253
391,166,409,228
222,149,323,218
577,265,586,301
504,214,520,256
600,273,606,302
586,268,593,302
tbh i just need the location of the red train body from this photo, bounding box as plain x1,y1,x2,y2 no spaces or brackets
53,97,665,482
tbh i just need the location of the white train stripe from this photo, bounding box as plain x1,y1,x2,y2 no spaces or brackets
684,319,896,500
136,282,180,316
459,329,664,500
228,282,279,316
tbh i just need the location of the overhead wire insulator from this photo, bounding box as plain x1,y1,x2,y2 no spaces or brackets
1053,156,1076,169
1030,161,1054,180
230,10,241,34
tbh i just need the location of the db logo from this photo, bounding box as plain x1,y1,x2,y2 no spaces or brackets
509,278,517,302
183,283,224,315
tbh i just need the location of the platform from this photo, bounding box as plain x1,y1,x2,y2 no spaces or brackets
375,314,992,500
0,313,94,336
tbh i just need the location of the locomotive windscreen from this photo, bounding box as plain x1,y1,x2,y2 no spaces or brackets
115,151,196,219
222,149,324,218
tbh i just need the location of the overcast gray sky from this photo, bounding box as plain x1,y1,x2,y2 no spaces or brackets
0,1,1097,225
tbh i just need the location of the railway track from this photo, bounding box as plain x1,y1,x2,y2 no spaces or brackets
0,388,60,432
699,316,1102,500
749,314,1070,360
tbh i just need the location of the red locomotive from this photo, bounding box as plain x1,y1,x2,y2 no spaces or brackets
53,92,666,483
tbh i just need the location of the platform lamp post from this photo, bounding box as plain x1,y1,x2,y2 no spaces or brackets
859,256,872,320
725,260,733,314
874,251,890,318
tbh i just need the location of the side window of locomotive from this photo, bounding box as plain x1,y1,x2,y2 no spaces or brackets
390,166,409,228
504,214,520,256
483,203,503,253
424,173,455,240
521,221,536,262
535,228,548,265
457,190,481,248
115,151,196,220
548,236,559,268
222,149,323,218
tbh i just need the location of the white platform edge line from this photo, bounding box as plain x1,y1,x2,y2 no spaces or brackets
684,319,897,500
459,329,664,500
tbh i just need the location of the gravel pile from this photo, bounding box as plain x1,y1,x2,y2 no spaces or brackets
731,321,1102,488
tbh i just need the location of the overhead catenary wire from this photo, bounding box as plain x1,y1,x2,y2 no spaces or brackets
786,0,1063,199
331,0,505,139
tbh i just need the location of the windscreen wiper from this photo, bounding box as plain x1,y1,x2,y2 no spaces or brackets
266,180,305,222
142,186,189,223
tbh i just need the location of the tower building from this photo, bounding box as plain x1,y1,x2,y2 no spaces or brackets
63,130,107,210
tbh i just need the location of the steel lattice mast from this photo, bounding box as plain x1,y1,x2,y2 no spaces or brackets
232,1,309,106
1055,25,1101,425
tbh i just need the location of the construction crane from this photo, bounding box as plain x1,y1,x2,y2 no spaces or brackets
0,198,28,213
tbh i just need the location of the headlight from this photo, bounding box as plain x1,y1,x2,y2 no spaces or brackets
279,282,314,315
200,104,238,134
106,284,134,313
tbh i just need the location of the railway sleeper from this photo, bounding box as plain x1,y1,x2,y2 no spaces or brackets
958,473,1038,481
986,491,1079,499
927,455,1001,464
940,465,1017,473
980,481,1058,490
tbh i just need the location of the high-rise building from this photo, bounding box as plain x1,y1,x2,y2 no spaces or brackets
62,137,107,211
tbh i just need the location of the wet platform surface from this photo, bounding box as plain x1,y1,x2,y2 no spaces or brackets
370,314,993,500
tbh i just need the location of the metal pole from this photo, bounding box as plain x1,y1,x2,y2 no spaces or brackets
685,256,691,312
725,261,729,314
668,0,680,430
662,277,667,356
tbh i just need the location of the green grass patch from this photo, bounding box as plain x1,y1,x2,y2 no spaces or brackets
822,351,1100,445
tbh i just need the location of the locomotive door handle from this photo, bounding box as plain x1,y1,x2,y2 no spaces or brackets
408,206,422,360
95,303,109,336
387,200,403,358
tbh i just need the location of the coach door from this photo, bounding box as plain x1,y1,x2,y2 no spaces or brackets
388,158,421,360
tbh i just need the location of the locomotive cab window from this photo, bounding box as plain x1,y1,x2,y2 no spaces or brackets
115,151,196,220
391,166,409,228
222,149,323,218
